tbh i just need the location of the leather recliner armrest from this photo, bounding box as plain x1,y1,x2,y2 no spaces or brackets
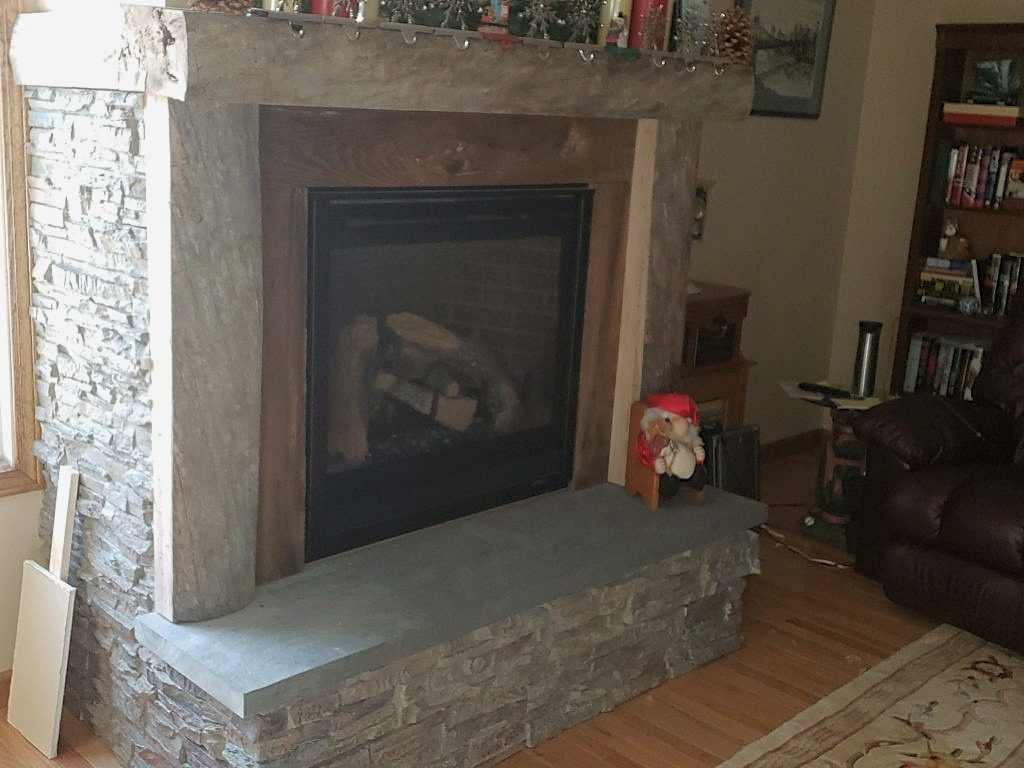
854,394,1014,470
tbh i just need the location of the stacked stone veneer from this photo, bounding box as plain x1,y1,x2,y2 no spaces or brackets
26,86,159,765
25,86,759,768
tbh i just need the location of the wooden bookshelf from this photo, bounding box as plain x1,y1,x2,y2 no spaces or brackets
892,23,1024,393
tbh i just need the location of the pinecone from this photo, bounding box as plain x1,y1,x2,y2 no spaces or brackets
713,7,753,64
187,0,253,14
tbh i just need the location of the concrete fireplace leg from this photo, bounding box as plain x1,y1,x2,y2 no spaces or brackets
147,97,263,622
641,119,700,393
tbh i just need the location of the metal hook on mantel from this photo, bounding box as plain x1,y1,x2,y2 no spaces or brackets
650,52,668,67
579,49,596,62
344,25,361,41
401,27,418,45
453,33,471,50
290,21,306,38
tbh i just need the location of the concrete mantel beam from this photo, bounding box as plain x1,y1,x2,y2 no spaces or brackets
10,5,753,121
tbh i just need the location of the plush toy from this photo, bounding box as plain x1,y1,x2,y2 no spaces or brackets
637,392,707,496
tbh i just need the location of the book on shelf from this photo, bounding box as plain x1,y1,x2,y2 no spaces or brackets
982,252,1002,313
903,331,986,399
983,147,1002,207
961,146,983,207
942,101,1023,127
1004,157,1024,211
995,151,1015,207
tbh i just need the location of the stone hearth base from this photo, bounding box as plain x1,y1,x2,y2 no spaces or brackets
145,527,757,768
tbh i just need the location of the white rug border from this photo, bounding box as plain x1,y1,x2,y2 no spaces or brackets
715,624,966,768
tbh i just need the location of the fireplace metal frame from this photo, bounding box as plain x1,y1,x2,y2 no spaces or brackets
305,185,592,560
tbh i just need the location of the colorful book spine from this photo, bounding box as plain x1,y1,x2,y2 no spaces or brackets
995,151,1015,209
983,147,1002,207
950,144,971,207
944,146,962,204
983,253,1003,314
974,146,993,208
961,146,982,208
904,333,924,393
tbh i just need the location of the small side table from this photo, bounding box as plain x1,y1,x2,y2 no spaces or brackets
817,407,866,525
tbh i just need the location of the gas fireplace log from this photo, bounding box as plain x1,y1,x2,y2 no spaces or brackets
384,313,523,431
327,315,378,463
424,364,463,398
373,372,478,432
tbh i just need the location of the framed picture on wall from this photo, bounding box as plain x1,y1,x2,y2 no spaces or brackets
736,0,836,118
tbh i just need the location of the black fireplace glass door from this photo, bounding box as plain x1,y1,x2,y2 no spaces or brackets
306,185,592,561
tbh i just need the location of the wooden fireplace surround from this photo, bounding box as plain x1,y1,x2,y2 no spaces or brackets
258,108,638,583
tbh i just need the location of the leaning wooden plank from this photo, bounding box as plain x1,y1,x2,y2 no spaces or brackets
48,469,80,582
6,561,76,759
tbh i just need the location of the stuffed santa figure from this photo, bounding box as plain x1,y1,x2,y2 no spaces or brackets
637,393,707,495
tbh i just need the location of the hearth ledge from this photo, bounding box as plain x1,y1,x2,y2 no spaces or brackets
136,484,765,718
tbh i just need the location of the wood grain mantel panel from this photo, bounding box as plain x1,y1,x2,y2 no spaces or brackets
257,108,639,582
260,108,637,188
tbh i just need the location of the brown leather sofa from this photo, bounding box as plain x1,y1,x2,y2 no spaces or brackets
854,305,1024,653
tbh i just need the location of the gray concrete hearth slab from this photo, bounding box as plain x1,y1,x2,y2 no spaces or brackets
136,485,765,717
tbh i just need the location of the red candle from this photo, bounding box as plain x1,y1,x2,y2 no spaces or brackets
627,0,667,50
310,0,336,14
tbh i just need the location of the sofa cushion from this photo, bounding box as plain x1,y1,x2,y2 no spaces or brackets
885,464,993,546
938,469,1024,577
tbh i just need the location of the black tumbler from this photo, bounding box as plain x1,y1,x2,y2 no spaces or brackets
852,321,882,398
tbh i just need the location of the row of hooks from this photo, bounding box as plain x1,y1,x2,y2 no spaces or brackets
245,7,732,72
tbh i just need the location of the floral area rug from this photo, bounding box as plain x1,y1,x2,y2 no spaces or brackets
718,625,1024,767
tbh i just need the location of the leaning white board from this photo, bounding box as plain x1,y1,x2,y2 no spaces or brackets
6,467,80,759
6,562,76,758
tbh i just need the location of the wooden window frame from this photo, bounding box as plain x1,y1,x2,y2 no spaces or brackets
0,0,41,497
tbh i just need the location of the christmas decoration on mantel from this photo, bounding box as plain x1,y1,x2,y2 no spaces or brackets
711,6,753,65
237,0,749,71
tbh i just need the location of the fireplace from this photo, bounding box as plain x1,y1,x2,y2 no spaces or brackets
306,186,592,559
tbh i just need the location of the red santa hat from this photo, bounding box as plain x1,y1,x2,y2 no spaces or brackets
644,392,700,427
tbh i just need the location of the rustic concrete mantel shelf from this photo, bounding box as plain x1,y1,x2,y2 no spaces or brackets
137,485,766,718
9,4,752,119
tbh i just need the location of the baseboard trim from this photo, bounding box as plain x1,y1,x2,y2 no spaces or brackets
761,428,828,462
0,668,10,709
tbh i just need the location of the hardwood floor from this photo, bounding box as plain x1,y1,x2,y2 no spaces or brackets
0,451,934,768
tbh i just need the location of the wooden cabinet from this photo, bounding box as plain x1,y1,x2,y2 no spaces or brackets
892,24,1024,392
681,281,752,428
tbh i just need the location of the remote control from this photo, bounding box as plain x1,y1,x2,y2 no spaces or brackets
798,382,852,399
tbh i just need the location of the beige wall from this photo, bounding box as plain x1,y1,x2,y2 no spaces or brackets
0,490,43,672
826,0,1024,394
692,0,877,444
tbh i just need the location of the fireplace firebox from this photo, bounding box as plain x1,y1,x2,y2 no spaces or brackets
306,186,592,560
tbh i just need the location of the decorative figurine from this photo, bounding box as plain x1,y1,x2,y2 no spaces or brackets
637,392,707,492
626,393,707,510
938,218,971,261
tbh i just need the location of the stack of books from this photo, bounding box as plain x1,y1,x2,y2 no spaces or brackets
902,332,986,399
943,102,1023,128
917,256,980,309
944,144,1024,211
